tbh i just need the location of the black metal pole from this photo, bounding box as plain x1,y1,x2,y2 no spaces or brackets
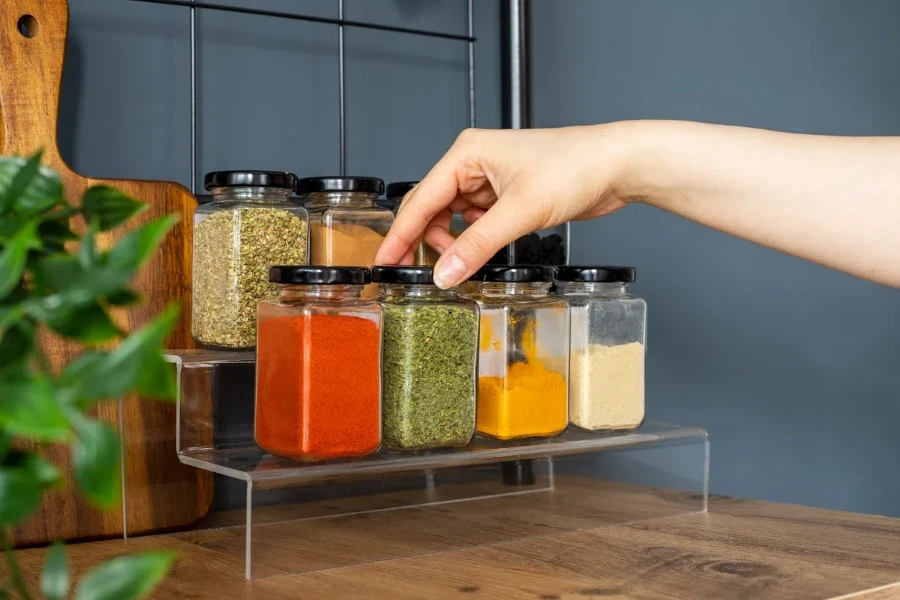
501,0,532,130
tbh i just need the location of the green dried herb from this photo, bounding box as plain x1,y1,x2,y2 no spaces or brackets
381,301,478,450
192,208,307,348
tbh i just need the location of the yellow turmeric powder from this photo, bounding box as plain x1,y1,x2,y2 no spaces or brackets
477,319,568,439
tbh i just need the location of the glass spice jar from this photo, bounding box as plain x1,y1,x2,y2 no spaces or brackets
556,266,646,431
192,171,308,349
298,177,393,293
255,266,382,461
384,181,443,266
373,266,478,451
467,266,569,440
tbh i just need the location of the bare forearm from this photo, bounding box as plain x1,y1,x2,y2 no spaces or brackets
622,121,900,286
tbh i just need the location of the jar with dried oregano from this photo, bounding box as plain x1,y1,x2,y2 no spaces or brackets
373,266,478,451
192,171,308,349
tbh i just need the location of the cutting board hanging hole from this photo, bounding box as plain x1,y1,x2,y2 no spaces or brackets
18,14,38,38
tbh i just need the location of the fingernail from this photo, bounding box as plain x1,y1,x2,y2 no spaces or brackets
434,254,468,289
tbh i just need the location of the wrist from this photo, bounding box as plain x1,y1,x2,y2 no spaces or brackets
602,120,690,208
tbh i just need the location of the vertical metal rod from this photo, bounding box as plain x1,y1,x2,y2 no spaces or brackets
504,0,531,130
467,0,475,128
502,0,532,264
338,0,346,175
190,2,197,193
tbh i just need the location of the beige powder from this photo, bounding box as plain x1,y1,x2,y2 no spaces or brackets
570,342,645,430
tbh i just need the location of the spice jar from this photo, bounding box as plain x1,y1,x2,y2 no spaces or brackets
298,177,393,296
255,266,381,461
556,266,645,431
384,181,443,266
467,266,569,440
513,226,567,265
373,266,478,451
192,171,308,349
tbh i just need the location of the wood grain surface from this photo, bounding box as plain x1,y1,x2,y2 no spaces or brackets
0,0,211,544
9,478,900,599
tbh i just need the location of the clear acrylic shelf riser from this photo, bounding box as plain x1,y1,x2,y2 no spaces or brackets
165,350,709,580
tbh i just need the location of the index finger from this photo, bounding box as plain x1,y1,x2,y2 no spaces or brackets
375,141,469,265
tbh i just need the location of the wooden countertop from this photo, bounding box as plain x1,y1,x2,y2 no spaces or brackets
12,479,900,599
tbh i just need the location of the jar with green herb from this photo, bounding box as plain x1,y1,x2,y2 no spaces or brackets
192,171,308,349
373,266,479,451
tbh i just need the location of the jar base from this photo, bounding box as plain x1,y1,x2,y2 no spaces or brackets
475,427,567,441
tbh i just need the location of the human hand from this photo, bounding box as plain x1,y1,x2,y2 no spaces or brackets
374,123,639,288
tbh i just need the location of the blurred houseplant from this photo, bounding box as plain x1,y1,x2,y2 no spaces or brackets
0,153,178,599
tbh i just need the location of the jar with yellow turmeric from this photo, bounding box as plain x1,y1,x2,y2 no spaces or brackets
466,266,569,440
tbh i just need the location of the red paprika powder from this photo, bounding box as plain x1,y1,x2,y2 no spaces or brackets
255,267,382,461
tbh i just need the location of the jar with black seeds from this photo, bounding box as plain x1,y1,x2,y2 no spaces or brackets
373,266,479,451
192,170,308,349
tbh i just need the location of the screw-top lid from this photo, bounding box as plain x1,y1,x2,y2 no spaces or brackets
555,266,636,283
471,265,556,283
269,266,371,285
295,176,385,195
204,170,295,191
371,265,436,285
385,181,418,201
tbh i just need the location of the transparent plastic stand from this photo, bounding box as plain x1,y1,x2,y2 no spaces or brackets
165,350,710,580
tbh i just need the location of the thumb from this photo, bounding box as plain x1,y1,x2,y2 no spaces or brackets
433,193,542,289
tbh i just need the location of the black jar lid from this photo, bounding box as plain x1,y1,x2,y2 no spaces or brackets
204,170,295,191
269,266,371,285
555,266,636,283
295,176,385,195
371,265,435,285
471,265,556,283
385,181,418,201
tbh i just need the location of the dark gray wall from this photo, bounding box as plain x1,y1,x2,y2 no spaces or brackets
62,0,501,189
533,0,900,515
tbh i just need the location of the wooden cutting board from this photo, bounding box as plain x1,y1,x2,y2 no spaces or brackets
0,0,213,544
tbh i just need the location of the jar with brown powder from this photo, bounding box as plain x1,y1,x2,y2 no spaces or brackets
298,177,392,296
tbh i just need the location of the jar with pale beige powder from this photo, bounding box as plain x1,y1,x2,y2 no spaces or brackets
556,266,646,431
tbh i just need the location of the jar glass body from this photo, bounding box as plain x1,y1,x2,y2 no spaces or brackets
304,191,394,266
467,282,569,440
512,225,567,266
379,284,479,450
255,284,382,461
192,186,308,349
557,282,646,430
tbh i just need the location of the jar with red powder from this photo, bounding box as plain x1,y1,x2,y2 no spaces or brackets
255,266,381,461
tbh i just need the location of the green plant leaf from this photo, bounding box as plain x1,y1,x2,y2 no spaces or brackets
34,300,122,343
0,320,35,374
0,466,42,525
81,186,146,232
4,451,63,490
0,220,40,299
134,353,176,400
37,212,78,253
73,420,120,508
57,305,179,408
79,222,100,268
42,542,69,600
0,305,23,331
0,429,10,461
105,289,142,306
0,154,63,215
104,214,178,274
75,551,175,600
31,254,85,292
0,376,70,441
